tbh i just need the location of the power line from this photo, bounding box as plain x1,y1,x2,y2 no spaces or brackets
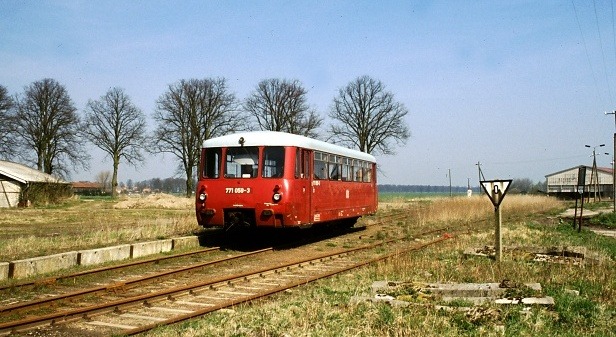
572,0,607,105
612,0,616,87
592,0,615,107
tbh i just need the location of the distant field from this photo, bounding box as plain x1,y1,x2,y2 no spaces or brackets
378,191,469,202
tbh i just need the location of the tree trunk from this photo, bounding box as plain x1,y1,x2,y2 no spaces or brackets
112,156,119,198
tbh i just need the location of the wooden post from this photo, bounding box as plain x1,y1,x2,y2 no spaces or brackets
495,205,502,262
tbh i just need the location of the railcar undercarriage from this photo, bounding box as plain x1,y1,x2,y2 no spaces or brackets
223,208,256,231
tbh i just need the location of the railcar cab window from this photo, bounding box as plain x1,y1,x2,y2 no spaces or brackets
203,147,222,179
262,146,285,178
225,147,258,178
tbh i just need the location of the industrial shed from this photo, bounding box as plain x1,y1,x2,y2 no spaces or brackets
0,160,72,207
72,181,103,196
546,165,614,199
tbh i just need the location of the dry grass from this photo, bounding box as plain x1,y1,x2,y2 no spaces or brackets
0,194,200,261
145,195,616,337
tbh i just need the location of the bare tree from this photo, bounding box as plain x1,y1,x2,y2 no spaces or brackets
329,76,410,155
0,85,15,160
95,170,112,194
152,78,243,197
82,87,147,197
244,78,322,138
13,78,89,177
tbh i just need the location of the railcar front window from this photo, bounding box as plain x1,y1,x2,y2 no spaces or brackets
203,147,221,178
263,146,285,178
225,147,259,178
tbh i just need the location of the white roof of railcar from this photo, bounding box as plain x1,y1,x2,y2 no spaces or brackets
203,131,376,163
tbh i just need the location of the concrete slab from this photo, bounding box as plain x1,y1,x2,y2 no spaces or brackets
423,282,542,297
371,281,551,306
494,297,555,306
0,262,9,281
78,244,131,266
131,239,173,258
372,281,541,297
10,251,78,279
349,294,411,308
172,236,201,250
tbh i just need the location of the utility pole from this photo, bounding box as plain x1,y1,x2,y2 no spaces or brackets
448,168,452,197
606,111,616,213
476,162,485,193
585,144,606,202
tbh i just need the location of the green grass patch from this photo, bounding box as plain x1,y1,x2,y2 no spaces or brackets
589,212,616,229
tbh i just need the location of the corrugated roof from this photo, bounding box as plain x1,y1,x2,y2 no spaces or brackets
545,165,613,178
0,160,67,184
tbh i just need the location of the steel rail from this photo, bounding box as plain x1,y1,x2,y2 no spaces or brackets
125,235,452,335
0,246,221,292
0,238,405,334
0,216,458,335
0,248,271,315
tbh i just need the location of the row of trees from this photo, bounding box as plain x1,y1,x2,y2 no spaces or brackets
379,178,547,195
95,171,189,195
0,76,410,198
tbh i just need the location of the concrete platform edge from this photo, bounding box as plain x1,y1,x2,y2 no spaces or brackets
2,235,202,281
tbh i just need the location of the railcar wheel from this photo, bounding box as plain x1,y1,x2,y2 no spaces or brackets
339,217,359,229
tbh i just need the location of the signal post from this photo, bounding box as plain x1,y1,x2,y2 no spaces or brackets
480,180,512,262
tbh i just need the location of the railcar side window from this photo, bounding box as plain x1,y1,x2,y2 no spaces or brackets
225,147,259,178
203,147,221,179
341,157,350,181
363,161,372,183
352,160,362,182
263,146,285,178
329,155,340,180
313,152,327,180
294,148,309,179
295,148,301,178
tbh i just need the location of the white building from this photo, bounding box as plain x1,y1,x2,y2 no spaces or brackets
0,160,70,207
546,165,613,198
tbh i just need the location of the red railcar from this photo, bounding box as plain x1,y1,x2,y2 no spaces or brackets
195,131,377,230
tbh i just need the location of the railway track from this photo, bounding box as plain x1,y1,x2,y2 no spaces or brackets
0,246,222,293
0,229,453,336
0,224,368,306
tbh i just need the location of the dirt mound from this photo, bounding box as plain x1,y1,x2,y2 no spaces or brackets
113,193,193,209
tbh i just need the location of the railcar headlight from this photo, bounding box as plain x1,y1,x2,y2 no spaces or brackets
199,193,207,201
273,192,282,202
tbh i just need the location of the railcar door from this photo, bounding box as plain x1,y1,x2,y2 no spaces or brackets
293,148,312,226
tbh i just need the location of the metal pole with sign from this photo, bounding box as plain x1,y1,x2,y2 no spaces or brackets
576,166,587,233
480,179,512,262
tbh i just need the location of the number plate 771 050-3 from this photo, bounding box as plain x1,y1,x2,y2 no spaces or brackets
225,187,252,194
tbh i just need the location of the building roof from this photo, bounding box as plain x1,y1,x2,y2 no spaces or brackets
0,160,67,184
72,181,102,189
545,165,613,178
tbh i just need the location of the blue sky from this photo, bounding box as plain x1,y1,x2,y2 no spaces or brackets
1,1,615,187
